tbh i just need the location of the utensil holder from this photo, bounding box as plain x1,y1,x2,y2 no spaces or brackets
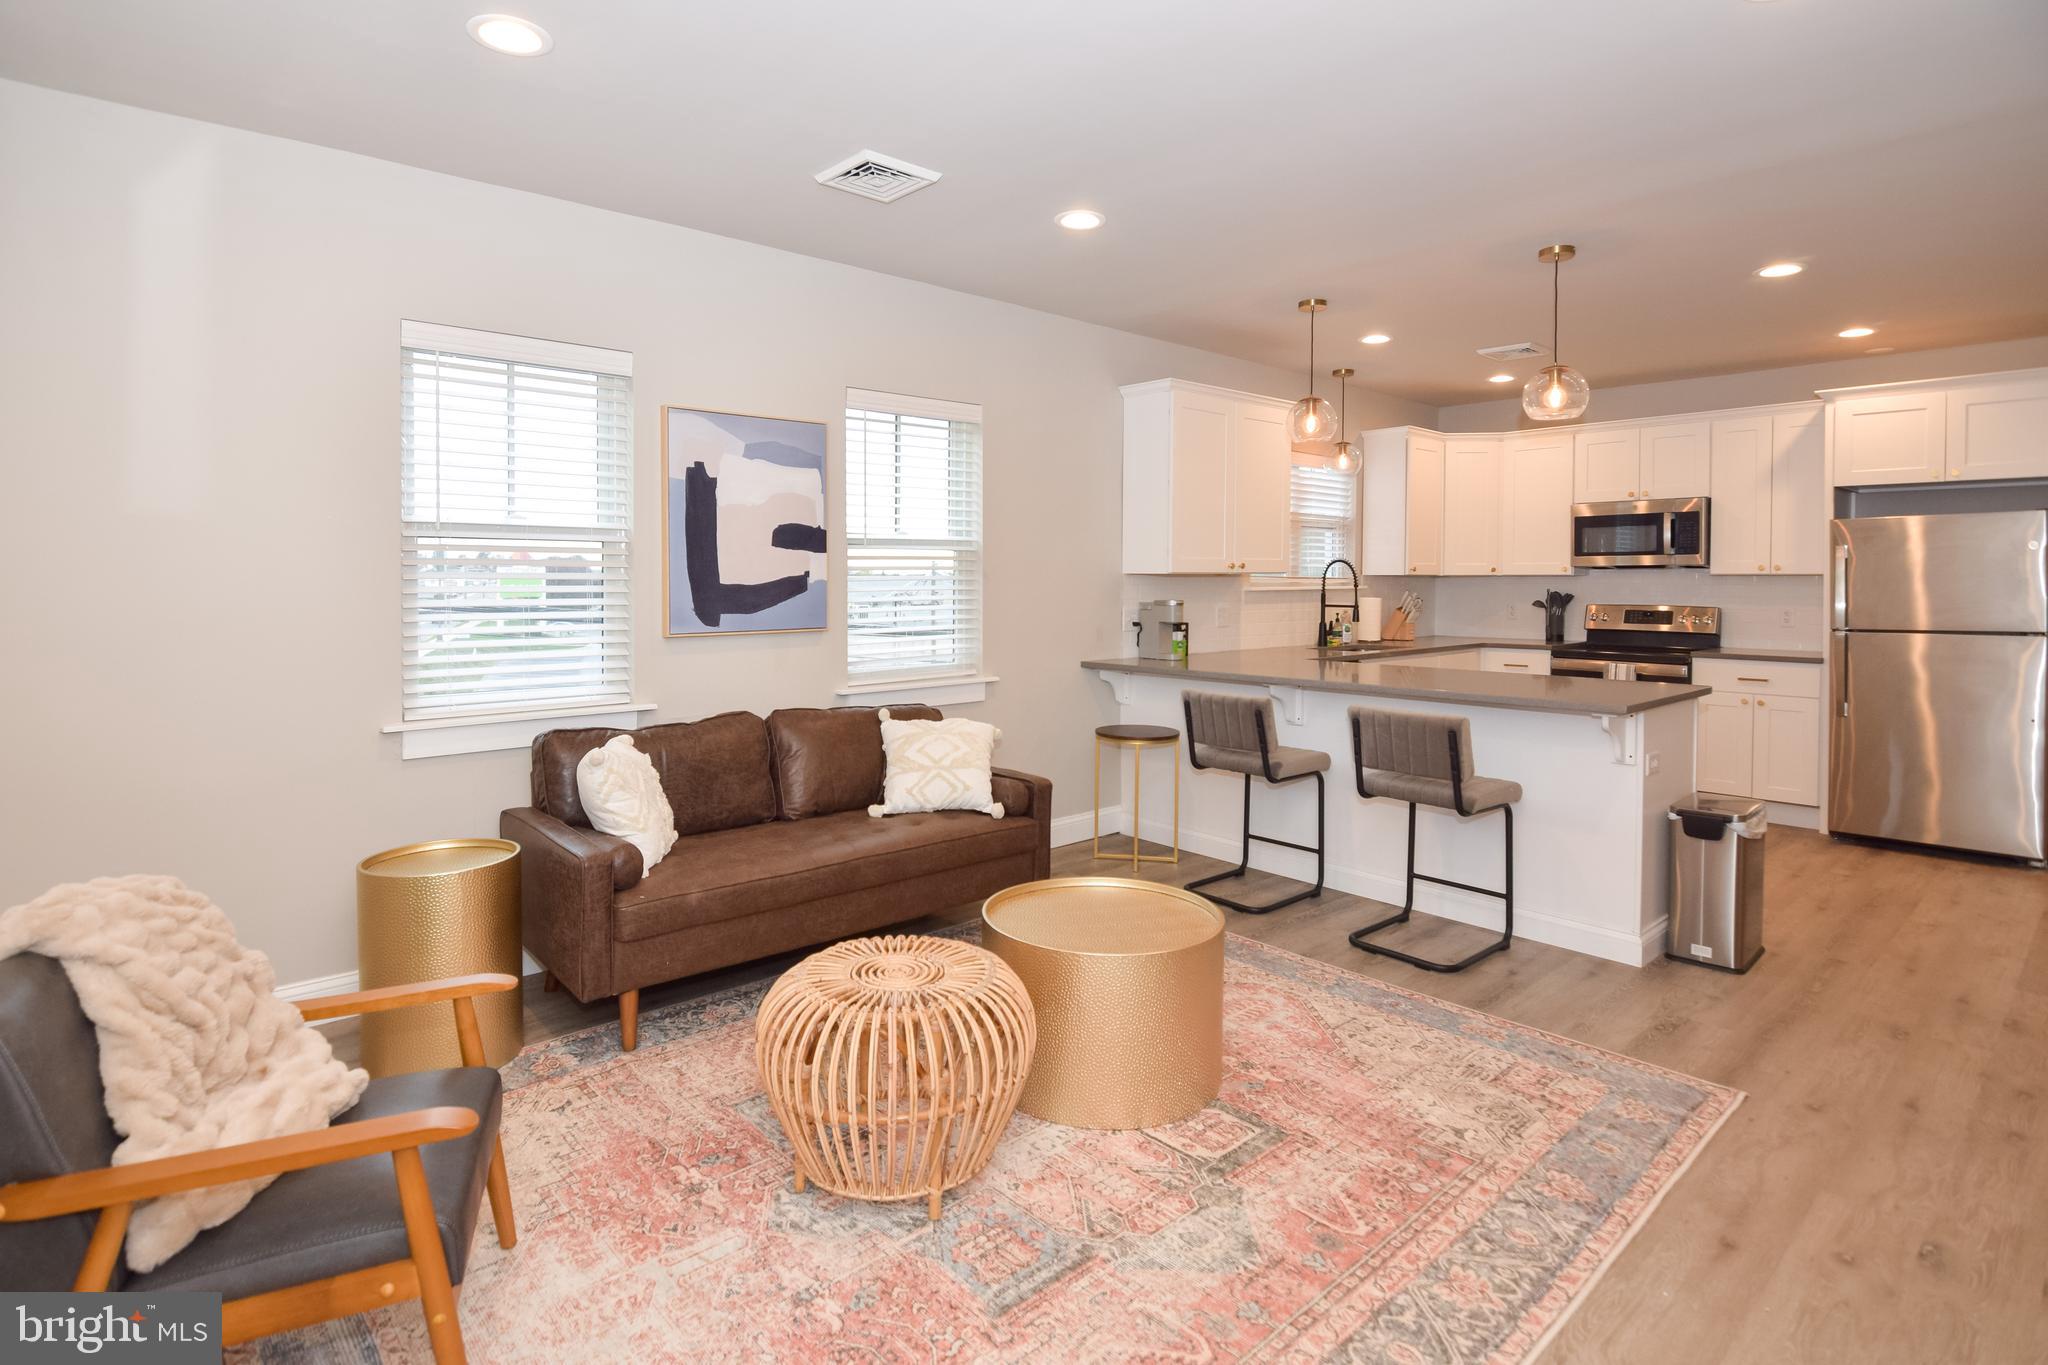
1383,611,1416,641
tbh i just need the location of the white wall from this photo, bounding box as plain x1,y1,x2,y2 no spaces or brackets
1428,570,1822,650
0,80,1405,984
1437,336,2048,431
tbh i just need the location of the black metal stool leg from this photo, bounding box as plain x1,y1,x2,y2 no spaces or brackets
1185,770,1327,915
1350,801,1514,972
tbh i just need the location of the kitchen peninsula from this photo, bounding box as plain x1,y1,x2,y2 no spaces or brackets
1083,640,1708,966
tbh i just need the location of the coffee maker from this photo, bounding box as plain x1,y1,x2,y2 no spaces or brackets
1132,599,1190,661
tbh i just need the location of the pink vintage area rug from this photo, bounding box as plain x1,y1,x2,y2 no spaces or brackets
242,935,1738,1364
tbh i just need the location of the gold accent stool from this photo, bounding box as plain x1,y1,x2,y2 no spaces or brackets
1093,724,1180,868
982,877,1224,1130
355,839,523,1077
755,935,1035,1220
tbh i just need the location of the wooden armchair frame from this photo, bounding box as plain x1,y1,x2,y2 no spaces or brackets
0,973,520,1365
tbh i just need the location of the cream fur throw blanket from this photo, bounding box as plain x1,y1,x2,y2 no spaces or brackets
0,875,369,1272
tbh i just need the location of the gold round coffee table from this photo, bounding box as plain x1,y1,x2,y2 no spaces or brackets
755,935,1036,1220
982,877,1224,1130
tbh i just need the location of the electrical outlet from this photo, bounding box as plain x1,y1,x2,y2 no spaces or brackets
1646,750,1662,775
1507,602,1519,620
1780,609,1795,629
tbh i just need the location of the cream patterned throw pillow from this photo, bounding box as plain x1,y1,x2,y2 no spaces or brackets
576,735,679,869
869,710,1004,819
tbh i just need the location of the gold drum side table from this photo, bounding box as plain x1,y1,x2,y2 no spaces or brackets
754,935,1036,1220
356,838,524,1076
982,876,1223,1130
1093,724,1180,869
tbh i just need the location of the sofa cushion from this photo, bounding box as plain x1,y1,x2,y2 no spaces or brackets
612,807,1040,942
534,712,777,836
766,705,939,820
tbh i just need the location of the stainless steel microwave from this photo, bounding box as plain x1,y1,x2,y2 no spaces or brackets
1571,498,1710,568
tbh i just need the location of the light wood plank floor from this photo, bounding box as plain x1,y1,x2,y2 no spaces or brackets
328,828,2047,1364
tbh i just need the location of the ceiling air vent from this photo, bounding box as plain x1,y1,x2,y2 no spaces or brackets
1477,341,1550,361
814,150,943,203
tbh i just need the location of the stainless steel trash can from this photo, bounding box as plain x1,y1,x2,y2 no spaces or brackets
1666,794,1767,972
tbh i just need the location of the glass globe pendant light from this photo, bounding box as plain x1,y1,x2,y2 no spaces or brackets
1289,299,1337,449
1522,244,1592,422
1330,368,1358,472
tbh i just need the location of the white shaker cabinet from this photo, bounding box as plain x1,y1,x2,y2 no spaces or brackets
1827,390,1946,486
1501,432,1575,575
1754,695,1821,806
1693,659,1822,807
1441,438,1504,575
1945,375,2048,481
1574,427,1644,502
1695,692,1755,797
1361,428,1445,576
1641,421,1711,498
1708,404,1823,576
1122,379,1293,573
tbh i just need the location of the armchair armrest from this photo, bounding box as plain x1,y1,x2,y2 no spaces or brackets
0,1107,480,1221
294,973,519,1023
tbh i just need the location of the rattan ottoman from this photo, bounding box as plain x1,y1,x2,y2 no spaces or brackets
755,934,1036,1219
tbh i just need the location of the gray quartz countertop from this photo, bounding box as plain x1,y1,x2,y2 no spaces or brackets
1082,645,1709,717
1692,646,1825,664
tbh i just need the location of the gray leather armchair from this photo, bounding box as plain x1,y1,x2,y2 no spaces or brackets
0,954,518,1364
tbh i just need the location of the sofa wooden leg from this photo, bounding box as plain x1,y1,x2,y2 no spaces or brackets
619,989,639,1052
541,971,559,993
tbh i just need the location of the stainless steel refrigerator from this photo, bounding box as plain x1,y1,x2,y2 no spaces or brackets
1830,510,2048,860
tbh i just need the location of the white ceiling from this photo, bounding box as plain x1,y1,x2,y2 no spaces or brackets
4,0,2046,405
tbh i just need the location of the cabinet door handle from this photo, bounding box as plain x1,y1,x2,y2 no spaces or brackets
1757,563,1766,572
1503,662,1529,669
1757,699,1768,708
1740,698,1749,705
1737,676,1769,683
1773,564,1782,572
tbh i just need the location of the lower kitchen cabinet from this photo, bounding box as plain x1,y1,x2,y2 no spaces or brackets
1694,660,1821,807
1479,648,1551,675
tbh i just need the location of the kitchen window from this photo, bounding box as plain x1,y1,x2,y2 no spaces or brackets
1261,456,1360,583
839,388,990,704
388,321,643,757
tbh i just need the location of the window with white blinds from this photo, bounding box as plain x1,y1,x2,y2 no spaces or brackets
1281,460,1360,579
844,389,983,682
399,322,633,723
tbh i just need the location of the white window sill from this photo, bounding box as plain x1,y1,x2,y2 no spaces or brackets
382,701,658,759
834,674,998,708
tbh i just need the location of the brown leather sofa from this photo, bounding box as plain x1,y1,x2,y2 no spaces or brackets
500,705,1051,1050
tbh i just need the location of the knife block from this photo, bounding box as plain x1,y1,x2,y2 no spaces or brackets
1382,611,1416,641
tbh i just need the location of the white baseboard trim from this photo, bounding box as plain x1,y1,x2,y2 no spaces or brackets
1049,806,1127,849
274,970,358,1003
1138,815,1662,967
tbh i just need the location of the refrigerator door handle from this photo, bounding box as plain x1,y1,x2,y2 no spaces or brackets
1832,541,1850,630
1833,631,1849,717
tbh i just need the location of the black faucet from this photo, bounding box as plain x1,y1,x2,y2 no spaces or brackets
1316,558,1361,647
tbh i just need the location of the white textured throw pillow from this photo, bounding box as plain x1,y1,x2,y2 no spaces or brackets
869,710,1004,819
576,735,678,869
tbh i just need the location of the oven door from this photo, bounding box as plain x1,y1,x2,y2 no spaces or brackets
1572,499,1710,568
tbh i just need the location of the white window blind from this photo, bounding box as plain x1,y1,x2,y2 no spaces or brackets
399,322,633,722
844,389,984,681
1284,461,1359,578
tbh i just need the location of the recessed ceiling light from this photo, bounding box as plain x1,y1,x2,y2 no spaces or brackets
1838,326,1876,338
1487,373,1515,383
1054,209,1105,231
1360,333,1391,345
1755,262,1803,278
467,14,552,56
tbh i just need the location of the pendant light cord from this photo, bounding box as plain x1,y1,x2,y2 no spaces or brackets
1552,257,1561,363
1307,308,1317,397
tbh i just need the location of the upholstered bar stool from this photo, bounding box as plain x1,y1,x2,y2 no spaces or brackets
1180,690,1328,914
1347,706,1519,972
1094,724,1180,869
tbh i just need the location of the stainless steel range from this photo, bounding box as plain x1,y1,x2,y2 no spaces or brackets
1550,603,1721,682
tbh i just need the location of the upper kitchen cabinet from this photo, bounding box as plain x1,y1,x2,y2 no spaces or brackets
1122,379,1293,573
1946,374,2048,481
1822,369,2048,487
1640,421,1711,498
1573,427,1642,502
1708,403,1823,575
1441,437,1504,575
1361,428,1445,576
1500,431,1574,575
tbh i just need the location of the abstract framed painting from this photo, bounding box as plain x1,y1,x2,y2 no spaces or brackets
662,405,828,636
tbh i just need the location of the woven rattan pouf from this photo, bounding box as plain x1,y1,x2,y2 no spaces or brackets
755,935,1037,1219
